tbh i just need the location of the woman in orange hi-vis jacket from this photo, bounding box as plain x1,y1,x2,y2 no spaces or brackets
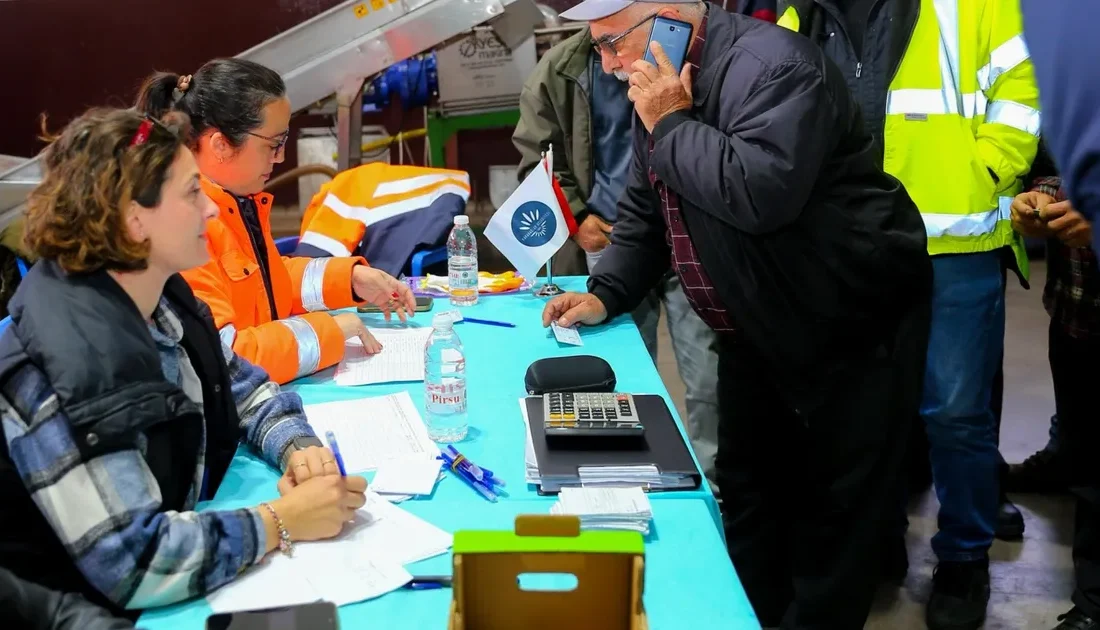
135,59,416,384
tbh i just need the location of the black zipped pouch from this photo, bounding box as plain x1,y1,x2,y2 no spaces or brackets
523,355,617,395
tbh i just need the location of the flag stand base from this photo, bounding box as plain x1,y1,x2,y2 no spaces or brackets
533,282,564,297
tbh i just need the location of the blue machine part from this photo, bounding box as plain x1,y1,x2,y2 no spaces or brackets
363,53,438,112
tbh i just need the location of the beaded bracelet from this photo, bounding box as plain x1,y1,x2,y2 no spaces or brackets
260,502,292,557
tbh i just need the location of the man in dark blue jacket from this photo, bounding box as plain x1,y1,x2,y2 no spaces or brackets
542,1,932,626
1021,1,1100,252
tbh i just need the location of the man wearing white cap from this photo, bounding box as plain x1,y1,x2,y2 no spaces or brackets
542,1,933,626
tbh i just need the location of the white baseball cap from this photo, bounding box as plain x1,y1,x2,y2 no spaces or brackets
560,0,699,22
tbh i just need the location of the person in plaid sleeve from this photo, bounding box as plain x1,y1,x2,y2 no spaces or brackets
542,1,931,626
1010,170,1100,630
0,109,367,619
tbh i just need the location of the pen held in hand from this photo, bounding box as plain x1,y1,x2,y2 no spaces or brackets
324,430,348,477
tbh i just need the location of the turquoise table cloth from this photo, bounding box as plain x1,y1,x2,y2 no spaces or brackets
289,276,717,514
137,276,757,628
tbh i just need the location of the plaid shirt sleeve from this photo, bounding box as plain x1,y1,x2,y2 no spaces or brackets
0,363,267,610
221,341,316,470
1032,176,1065,200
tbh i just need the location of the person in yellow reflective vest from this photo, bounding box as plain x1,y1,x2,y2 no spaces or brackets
778,2,1039,629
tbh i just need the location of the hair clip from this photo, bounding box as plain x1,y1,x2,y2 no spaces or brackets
130,119,154,147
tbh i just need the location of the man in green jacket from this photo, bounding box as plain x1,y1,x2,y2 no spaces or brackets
512,25,722,484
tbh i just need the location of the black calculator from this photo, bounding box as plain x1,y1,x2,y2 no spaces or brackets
542,392,645,438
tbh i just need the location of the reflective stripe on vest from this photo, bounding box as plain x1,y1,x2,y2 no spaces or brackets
299,258,331,312
921,196,1011,239
277,317,322,379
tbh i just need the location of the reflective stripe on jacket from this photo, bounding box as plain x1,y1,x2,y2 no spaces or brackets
778,0,1040,277
184,179,365,384
296,163,469,276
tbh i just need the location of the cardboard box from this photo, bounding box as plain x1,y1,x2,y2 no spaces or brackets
449,515,647,630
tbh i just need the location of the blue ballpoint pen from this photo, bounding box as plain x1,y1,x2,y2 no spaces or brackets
404,575,453,590
462,317,515,328
325,431,348,476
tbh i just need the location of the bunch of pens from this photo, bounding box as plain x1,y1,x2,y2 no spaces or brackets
439,445,505,502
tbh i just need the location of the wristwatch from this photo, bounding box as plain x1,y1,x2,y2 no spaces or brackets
289,436,324,451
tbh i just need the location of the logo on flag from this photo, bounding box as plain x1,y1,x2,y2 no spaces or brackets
511,201,557,247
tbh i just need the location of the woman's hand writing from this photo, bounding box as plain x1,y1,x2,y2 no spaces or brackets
278,445,343,495
261,475,368,550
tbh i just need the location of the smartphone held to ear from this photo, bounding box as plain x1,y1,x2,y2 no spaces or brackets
643,16,694,73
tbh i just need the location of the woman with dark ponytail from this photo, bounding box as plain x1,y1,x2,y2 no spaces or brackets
135,59,415,385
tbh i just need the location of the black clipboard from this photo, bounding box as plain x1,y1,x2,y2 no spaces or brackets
524,394,702,494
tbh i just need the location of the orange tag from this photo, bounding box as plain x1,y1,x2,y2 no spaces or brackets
370,0,384,10
353,3,368,17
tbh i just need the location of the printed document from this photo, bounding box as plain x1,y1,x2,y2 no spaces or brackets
305,391,440,473
335,327,434,386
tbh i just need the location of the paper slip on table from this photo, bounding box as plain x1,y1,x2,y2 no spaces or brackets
137,276,749,628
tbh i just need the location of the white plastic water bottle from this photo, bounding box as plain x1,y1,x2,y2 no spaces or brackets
423,312,468,443
447,215,478,306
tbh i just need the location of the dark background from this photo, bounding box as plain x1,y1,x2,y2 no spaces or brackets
0,0,590,207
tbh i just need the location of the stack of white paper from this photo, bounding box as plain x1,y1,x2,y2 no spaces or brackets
335,327,434,386
370,458,443,497
206,492,452,613
550,487,654,535
577,464,663,487
305,391,440,473
518,399,541,484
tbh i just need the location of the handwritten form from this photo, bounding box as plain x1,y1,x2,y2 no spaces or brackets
335,327,434,386
304,392,440,473
206,493,453,613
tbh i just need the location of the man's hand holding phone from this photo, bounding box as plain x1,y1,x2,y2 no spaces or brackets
629,41,694,133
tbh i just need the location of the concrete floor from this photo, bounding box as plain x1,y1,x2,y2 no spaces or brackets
651,260,1076,629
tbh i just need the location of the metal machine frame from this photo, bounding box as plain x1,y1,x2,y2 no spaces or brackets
0,0,542,224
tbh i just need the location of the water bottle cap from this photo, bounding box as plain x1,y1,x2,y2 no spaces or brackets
453,215,470,226
432,312,455,329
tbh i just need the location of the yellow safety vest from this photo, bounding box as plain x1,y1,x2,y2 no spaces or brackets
778,0,1040,278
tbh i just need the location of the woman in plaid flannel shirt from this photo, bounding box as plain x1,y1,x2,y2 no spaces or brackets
0,109,368,618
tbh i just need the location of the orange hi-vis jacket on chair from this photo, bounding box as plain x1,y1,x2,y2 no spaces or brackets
296,163,470,276
183,178,365,384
